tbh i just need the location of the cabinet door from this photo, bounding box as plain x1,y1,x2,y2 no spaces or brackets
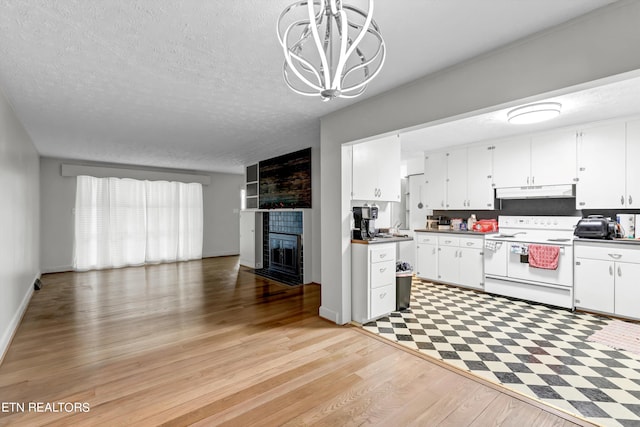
352,142,378,200
614,261,640,319
574,258,615,313
458,247,484,289
492,137,530,187
424,152,447,210
446,148,467,210
438,246,459,283
531,130,577,186
467,145,494,209
370,284,396,319
626,119,640,208
416,243,437,280
376,135,401,202
576,122,626,209
409,174,427,230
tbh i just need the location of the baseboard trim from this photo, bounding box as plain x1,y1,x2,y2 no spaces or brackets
0,274,37,366
319,306,342,325
202,251,239,259
41,265,73,274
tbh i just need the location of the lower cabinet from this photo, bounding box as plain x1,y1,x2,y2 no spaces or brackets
415,233,437,280
415,232,484,290
574,241,640,319
352,243,396,323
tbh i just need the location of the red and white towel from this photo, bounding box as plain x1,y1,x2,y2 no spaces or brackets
528,244,560,270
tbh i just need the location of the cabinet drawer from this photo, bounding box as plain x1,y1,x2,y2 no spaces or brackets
575,242,640,263
370,284,395,318
459,237,483,249
438,236,460,247
370,244,395,264
416,233,437,244
370,260,395,289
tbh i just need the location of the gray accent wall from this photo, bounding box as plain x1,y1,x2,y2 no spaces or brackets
320,1,640,324
0,88,40,361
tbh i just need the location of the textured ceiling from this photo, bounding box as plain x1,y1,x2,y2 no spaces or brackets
0,0,617,173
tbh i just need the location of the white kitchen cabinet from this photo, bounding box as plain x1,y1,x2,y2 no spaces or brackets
438,245,459,284
408,174,427,230
352,135,401,202
458,238,484,290
352,243,397,323
625,119,640,208
530,130,577,186
427,145,493,211
574,258,615,313
493,130,577,188
615,262,640,318
239,211,263,268
466,145,495,210
415,233,437,281
424,151,447,210
576,122,626,209
445,148,467,210
574,241,640,320
417,233,484,290
492,136,530,188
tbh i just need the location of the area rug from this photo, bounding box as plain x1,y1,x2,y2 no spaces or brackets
588,319,640,356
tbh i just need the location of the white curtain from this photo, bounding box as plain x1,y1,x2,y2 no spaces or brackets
73,176,203,271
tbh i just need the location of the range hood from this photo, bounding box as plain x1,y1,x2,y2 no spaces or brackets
495,184,575,199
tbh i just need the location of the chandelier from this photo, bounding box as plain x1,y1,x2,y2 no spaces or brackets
277,0,386,101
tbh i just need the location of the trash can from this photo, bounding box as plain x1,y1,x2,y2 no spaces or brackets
396,262,413,311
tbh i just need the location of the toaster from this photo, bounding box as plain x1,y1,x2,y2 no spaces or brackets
574,215,619,239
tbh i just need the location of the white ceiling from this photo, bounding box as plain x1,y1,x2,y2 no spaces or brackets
0,0,619,174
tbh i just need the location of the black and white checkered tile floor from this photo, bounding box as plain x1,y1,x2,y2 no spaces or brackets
363,279,640,427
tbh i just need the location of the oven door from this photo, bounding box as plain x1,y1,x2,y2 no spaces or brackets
507,243,573,287
484,239,508,277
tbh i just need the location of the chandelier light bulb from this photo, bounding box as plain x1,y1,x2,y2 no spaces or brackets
277,0,386,101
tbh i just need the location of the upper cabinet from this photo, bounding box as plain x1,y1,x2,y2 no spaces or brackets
576,122,626,209
445,145,494,210
352,135,401,202
493,130,577,188
625,119,640,208
424,151,447,210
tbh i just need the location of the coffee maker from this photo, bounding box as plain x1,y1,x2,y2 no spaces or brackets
352,206,378,240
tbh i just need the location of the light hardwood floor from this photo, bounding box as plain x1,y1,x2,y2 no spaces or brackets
0,257,594,426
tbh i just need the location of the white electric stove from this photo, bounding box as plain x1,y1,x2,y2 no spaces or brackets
484,216,582,309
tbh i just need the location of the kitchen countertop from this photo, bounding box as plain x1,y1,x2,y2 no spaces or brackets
575,237,640,245
414,229,489,236
351,236,414,245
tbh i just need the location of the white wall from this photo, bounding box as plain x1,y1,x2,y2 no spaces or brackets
0,88,40,361
320,1,640,324
40,158,243,273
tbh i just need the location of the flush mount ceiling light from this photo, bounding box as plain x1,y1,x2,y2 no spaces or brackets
277,0,386,101
507,102,562,124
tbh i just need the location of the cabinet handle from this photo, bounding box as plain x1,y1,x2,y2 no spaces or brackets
466,242,474,246
621,195,625,205
526,176,529,185
432,248,436,255
609,265,613,276
379,267,386,273
630,195,633,205
445,240,452,244
608,253,622,260
532,176,535,185
379,253,387,259
459,250,463,258
441,201,444,207
618,266,622,277
380,292,386,299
